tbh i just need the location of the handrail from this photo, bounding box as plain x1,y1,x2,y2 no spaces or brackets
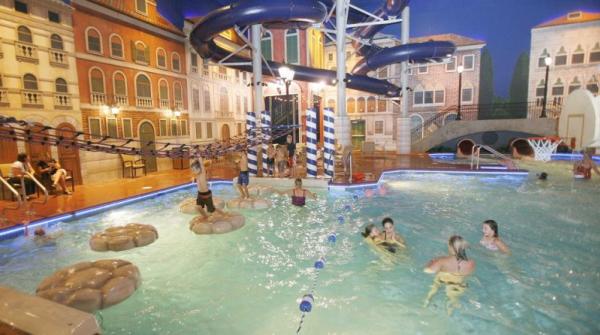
349,152,353,183
470,144,516,170
23,172,48,205
0,177,22,216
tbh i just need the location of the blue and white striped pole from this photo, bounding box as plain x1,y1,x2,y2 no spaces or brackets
306,108,318,178
246,111,258,176
323,107,335,177
261,110,271,175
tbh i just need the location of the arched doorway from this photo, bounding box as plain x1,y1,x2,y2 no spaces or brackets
0,126,18,163
56,122,83,184
221,124,230,141
139,121,157,172
26,122,51,165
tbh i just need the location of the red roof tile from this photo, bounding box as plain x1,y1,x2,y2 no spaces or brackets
409,33,485,47
535,11,600,28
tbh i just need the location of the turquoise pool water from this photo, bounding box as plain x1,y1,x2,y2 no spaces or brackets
1,162,599,334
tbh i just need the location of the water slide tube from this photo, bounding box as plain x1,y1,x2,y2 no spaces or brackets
190,0,456,97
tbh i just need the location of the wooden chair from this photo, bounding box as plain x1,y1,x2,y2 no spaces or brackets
120,155,147,178
0,163,22,201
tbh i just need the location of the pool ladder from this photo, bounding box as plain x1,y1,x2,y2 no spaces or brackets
0,173,48,227
470,144,517,170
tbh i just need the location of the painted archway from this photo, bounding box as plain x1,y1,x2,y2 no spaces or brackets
0,125,18,163
221,124,231,142
25,122,51,164
139,121,157,172
56,122,83,184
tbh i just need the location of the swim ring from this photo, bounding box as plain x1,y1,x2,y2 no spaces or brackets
178,197,225,214
189,212,245,234
36,259,141,313
89,224,158,252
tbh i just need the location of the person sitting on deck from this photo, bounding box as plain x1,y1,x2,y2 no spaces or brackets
236,148,250,199
275,178,317,207
573,149,600,179
38,158,71,195
192,156,224,219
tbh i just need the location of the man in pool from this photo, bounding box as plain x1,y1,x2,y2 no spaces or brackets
192,156,224,219
237,148,250,199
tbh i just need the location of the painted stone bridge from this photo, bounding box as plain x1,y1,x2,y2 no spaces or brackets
412,118,559,152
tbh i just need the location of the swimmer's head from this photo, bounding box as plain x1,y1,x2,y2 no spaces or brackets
361,224,379,238
538,172,548,180
294,178,302,187
448,235,468,261
34,228,46,236
381,217,394,232
482,220,498,237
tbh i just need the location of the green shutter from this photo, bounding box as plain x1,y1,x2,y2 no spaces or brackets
144,46,150,63
130,40,136,61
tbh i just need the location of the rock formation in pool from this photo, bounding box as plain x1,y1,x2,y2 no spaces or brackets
189,212,245,234
89,223,158,252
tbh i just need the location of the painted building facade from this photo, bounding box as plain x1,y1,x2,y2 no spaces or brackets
528,11,600,116
322,33,485,150
0,0,84,183
72,0,189,182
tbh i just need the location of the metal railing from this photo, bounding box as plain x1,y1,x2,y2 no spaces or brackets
470,144,516,170
0,177,22,217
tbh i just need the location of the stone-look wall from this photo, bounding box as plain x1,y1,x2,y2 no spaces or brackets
528,20,600,110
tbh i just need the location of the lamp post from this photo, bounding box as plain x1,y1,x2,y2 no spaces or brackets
278,66,296,142
456,65,464,121
541,56,552,118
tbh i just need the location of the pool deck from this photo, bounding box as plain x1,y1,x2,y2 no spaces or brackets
0,152,524,233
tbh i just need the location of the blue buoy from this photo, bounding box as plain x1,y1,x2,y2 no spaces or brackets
352,194,359,200
344,204,352,211
327,234,336,243
299,294,314,312
338,215,344,223
314,258,325,269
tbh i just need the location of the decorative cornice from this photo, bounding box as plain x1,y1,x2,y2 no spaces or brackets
76,52,188,80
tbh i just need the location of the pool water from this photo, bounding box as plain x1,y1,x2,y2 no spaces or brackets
1,161,599,335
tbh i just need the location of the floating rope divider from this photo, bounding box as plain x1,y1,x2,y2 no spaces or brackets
295,200,352,334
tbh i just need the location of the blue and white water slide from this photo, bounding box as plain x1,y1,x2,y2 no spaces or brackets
189,0,456,97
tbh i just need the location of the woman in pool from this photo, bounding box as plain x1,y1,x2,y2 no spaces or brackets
424,235,476,315
381,218,406,247
573,149,599,179
275,178,316,206
362,223,402,254
480,219,510,254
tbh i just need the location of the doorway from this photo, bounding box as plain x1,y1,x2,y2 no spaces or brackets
351,119,366,149
265,93,299,144
56,122,83,184
0,126,18,163
25,123,51,164
139,121,157,172
221,124,230,142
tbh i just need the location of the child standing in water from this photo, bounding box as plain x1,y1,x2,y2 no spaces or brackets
237,148,250,199
192,156,224,219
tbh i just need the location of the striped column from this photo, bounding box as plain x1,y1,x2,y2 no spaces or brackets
306,108,318,178
323,107,335,177
246,111,258,176
261,110,271,175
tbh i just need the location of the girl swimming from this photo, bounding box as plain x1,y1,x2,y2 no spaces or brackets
480,220,510,253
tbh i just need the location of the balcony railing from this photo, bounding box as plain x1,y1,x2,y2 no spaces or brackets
174,100,183,110
15,42,38,63
49,49,68,68
159,99,170,109
0,89,9,107
54,93,72,109
191,66,198,73
21,90,43,108
213,72,228,81
115,95,128,106
136,96,153,108
90,92,106,105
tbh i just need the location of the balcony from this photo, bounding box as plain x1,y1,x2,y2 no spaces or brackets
202,69,209,77
174,100,183,110
115,95,128,106
191,66,198,74
54,93,72,109
21,90,43,108
90,92,106,105
0,89,8,107
212,72,228,81
159,99,170,109
136,96,153,108
15,42,38,63
49,49,68,68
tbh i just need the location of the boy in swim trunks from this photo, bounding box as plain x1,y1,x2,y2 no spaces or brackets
237,148,250,199
192,156,224,219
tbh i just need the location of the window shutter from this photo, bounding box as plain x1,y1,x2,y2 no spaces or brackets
130,41,136,61
144,46,150,63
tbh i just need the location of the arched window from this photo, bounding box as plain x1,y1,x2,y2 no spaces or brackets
220,87,229,113
135,0,147,14
261,30,273,61
327,99,335,110
378,98,387,112
357,97,366,113
156,48,167,68
552,78,564,96
85,27,102,53
158,79,169,103
17,26,32,43
444,113,457,124
90,68,104,93
109,34,124,58
50,34,63,50
134,41,149,63
203,86,211,113
174,82,183,102
23,74,38,90
538,49,549,68
367,97,376,113
569,77,581,94
55,78,68,93
590,43,600,63
136,74,151,98
411,114,423,139
172,52,181,72
347,97,355,114
285,29,299,64
113,72,127,97
571,45,584,64
587,76,599,95
554,46,567,66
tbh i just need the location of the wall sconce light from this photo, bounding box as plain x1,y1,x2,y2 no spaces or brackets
174,110,181,118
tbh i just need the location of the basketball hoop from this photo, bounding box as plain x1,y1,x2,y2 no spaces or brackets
527,136,562,162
